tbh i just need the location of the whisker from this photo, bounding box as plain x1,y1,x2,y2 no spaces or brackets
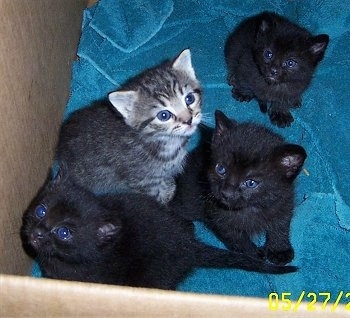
199,113,215,126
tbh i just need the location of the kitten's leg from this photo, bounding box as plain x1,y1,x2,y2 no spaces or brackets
258,100,268,113
227,231,259,256
291,97,302,109
232,86,254,103
207,220,259,255
268,102,294,128
227,73,237,87
227,73,254,102
148,179,176,205
264,218,294,265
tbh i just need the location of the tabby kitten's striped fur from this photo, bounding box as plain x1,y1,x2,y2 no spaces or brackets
56,49,202,204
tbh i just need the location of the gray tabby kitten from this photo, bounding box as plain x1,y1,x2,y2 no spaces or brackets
56,49,202,204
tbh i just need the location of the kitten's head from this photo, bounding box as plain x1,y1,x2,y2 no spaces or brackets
254,13,329,85
21,170,122,268
208,110,307,210
108,49,202,138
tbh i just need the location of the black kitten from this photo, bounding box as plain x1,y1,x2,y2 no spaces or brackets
21,171,297,290
173,110,307,265
225,11,329,127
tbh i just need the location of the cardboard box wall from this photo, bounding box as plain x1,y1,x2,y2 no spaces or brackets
0,1,347,317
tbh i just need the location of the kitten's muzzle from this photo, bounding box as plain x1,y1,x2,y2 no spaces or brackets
265,67,279,84
183,117,192,125
269,67,278,76
30,229,45,248
218,187,245,210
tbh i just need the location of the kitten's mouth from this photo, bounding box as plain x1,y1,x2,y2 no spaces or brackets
216,197,244,211
265,76,279,85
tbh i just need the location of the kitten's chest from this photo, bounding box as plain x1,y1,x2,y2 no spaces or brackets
209,205,269,234
146,136,188,174
159,138,187,159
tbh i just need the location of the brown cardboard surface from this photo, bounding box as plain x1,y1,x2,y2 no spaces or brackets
0,1,348,317
0,0,85,275
1,274,348,317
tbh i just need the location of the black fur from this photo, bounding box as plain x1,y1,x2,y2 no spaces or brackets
225,11,329,127
172,110,307,265
21,171,297,290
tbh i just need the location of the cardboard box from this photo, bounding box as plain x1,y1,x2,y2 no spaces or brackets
0,1,347,317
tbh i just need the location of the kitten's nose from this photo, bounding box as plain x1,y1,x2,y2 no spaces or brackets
220,185,239,203
221,189,232,202
33,229,44,239
270,67,278,76
183,117,192,125
30,229,45,247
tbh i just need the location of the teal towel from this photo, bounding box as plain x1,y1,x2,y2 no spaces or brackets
89,0,173,53
56,0,350,302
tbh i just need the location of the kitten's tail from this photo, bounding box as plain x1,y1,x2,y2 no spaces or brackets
195,245,297,274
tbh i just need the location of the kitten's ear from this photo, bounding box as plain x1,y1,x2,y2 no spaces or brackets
260,19,270,33
258,12,274,33
309,34,329,62
273,144,307,180
108,90,138,120
214,110,236,138
97,221,122,245
46,162,68,191
172,49,196,80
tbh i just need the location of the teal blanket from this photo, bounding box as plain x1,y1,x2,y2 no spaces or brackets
61,0,349,303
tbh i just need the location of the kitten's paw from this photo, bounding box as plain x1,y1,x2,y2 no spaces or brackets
227,74,237,87
266,248,294,265
258,101,268,113
268,110,294,128
291,99,302,109
154,180,176,205
233,89,252,102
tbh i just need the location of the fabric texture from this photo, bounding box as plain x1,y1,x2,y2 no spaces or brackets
51,0,350,301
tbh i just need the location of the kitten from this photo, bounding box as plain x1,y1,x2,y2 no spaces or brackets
21,171,297,290
225,11,329,127
56,49,202,204
173,110,307,265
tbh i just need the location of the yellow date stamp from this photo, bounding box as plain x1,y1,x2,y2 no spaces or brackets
268,291,350,312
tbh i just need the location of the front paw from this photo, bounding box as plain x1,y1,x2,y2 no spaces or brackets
227,74,237,87
232,88,253,102
153,180,176,205
268,110,294,128
291,98,302,109
258,101,268,113
266,247,294,265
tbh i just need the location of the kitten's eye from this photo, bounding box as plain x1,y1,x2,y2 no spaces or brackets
284,59,297,68
244,179,259,188
156,110,172,121
185,93,195,106
264,50,273,60
55,227,72,241
35,204,47,219
215,163,227,177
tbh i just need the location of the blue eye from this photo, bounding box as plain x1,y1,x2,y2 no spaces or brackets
215,163,226,177
156,110,172,121
264,50,273,60
35,204,47,219
55,227,72,241
185,93,195,106
285,59,297,68
244,179,259,188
